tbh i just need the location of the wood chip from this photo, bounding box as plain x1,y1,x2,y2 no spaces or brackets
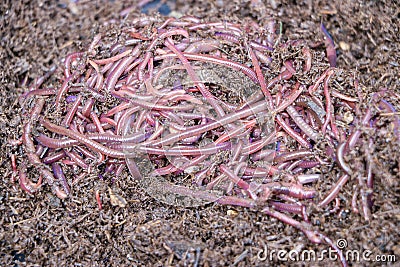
339,41,350,51
108,187,127,208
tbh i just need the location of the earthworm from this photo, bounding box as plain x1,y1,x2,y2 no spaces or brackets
274,150,313,163
247,44,274,110
261,207,322,244
41,168,68,199
320,23,337,67
378,99,400,136
275,115,311,148
27,65,57,92
308,68,331,94
251,149,276,162
91,132,147,143
55,63,86,108
52,163,70,195
165,38,226,117
184,39,221,53
284,60,296,75
23,98,46,165
318,174,349,207
114,89,194,111
187,21,240,32
297,174,320,184
154,52,258,83
322,69,335,133
271,201,303,215
265,182,316,199
90,111,105,134
331,89,359,102
105,55,137,91
346,108,371,149
296,97,326,125
62,95,82,127
104,102,131,117
286,105,320,142
81,98,94,118
150,100,269,147
74,146,96,160
254,50,272,65
317,232,348,267
266,69,293,90
95,190,102,210
64,52,85,77
336,142,352,175
99,116,117,127
366,144,374,210
241,132,276,155
230,141,244,163
21,88,56,101
93,48,133,65
220,164,250,190
214,32,240,44
275,83,304,113
43,151,66,164
329,198,341,213
65,150,88,169
136,142,231,156
352,160,372,221
117,107,140,135
249,40,273,52
18,163,43,194
298,160,320,169
41,118,126,158
302,47,312,72
137,51,152,81
36,134,79,149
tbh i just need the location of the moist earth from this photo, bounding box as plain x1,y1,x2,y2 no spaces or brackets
1,1,399,266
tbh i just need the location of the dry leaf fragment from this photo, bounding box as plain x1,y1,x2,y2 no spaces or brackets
108,187,127,208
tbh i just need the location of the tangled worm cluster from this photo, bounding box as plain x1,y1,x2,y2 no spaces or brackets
15,16,400,267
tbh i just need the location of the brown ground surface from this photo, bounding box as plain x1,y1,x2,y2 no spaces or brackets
1,1,399,266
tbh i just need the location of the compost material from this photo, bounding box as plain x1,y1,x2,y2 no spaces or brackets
1,1,399,266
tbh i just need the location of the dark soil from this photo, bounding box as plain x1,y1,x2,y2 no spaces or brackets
1,1,399,266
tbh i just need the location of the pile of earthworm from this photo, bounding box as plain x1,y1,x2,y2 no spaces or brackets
13,16,400,267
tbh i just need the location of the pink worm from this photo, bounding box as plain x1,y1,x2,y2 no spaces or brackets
41,118,126,159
